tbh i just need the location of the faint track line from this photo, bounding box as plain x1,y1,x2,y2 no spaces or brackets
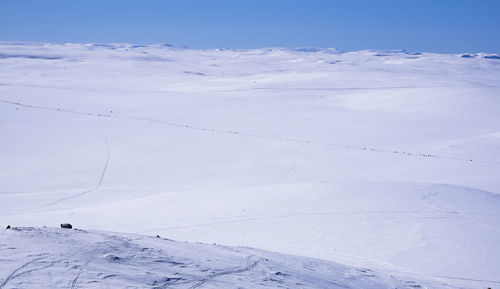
44,145,110,207
420,187,500,233
154,256,264,288
0,256,47,288
285,144,304,173
70,257,94,289
188,257,263,289
2,99,499,165
213,85,452,92
142,210,463,234
9,261,57,281
426,274,500,284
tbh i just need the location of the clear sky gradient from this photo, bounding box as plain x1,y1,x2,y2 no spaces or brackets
1,0,499,53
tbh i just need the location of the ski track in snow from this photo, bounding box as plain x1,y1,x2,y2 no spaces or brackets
419,187,500,233
44,143,110,207
0,140,111,218
70,256,95,289
187,257,264,289
142,212,500,286
212,85,500,92
0,256,47,288
0,227,442,289
285,144,304,174
141,210,466,234
147,216,422,280
2,99,499,166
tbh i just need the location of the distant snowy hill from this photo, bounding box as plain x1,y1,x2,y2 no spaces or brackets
0,227,460,288
1,42,499,288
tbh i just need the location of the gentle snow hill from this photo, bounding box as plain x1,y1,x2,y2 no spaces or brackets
1,42,500,287
0,227,460,289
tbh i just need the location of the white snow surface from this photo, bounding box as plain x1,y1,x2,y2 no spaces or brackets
0,226,457,289
1,42,500,288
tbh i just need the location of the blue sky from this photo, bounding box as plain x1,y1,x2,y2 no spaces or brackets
1,0,499,53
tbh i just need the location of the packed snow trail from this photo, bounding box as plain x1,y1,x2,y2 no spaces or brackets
2,99,498,165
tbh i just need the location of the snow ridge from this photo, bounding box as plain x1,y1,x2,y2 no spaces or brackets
0,227,458,289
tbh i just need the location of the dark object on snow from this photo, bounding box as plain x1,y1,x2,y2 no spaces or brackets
105,254,120,261
461,54,474,58
60,223,73,229
484,55,500,60
6,225,11,229
156,235,161,238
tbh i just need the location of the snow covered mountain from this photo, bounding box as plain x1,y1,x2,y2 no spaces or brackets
1,42,499,288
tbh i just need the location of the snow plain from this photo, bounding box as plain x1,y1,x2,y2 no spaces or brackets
1,42,500,288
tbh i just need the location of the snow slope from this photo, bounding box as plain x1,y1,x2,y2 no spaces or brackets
1,42,500,287
0,227,460,288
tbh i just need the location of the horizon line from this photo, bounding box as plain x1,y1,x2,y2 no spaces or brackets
1,40,499,56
